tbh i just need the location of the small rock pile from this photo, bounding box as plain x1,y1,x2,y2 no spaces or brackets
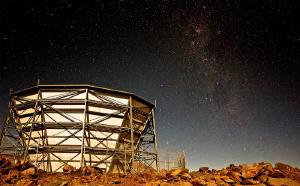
186,162,300,186
1,156,300,186
0,157,37,186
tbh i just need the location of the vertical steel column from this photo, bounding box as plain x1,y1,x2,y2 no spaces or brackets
152,107,159,171
0,95,9,146
23,90,40,161
80,88,88,167
129,96,134,172
0,101,11,146
124,145,127,174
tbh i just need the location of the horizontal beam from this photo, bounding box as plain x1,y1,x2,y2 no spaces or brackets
32,159,113,163
27,148,157,156
21,122,134,132
17,109,125,119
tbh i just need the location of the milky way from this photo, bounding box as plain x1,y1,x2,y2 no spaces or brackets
0,1,299,170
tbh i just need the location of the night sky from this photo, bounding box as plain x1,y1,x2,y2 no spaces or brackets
1,1,299,170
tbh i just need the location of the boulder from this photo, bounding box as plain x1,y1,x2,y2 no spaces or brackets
275,162,292,172
3,169,19,183
14,159,21,166
262,162,274,172
269,169,285,178
144,180,161,186
275,162,300,182
221,176,236,183
181,173,192,180
179,181,193,186
199,167,209,173
257,174,268,183
214,176,226,185
62,164,76,173
15,179,36,186
267,177,300,186
20,161,32,171
241,163,263,179
227,170,242,182
168,168,188,177
242,178,260,185
227,164,242,173
159,169,168,178
21,167,36,176
82,166,103,175
169,168,182,177
190,178,206,186
205,180,217,186
141,168,157,180
160,182,173,186
0,158,11,169
60,181,69,186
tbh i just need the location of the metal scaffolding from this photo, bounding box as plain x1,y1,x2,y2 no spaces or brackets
0,84,159,173
158,149,185,171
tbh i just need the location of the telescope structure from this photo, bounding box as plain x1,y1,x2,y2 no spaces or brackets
0,84,159,173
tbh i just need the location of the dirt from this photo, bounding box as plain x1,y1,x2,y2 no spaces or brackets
0,156,300,186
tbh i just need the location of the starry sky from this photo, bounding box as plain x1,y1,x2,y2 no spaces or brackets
0,1,299,170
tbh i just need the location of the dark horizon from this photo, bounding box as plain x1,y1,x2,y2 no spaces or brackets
1,1,299,170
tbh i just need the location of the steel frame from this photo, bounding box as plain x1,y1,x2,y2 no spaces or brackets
0,84,159,173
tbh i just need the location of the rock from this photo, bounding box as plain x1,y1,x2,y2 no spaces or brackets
181,182,193,186
275,162,292,172
22,163,32,171
0,158,11,167
227,164,242,173
0,158,11,172
160,182,173,186
169,168,182,177
141,168,157,180
42,180,66,186
62,164,76,173
3,169,19,183
112,179,122,184
199,167,209,173
257,174,268,183
241,163,263,179
221,176,236,183
2,157,300,186
205,180,217,186
242,178,260,185
227,170,242,182
11,160,31,171
267,177,300,186
14,159,21,166
144,180,161,186
275,162,300,182
21,167,36,176
269,169,285,178
81,166,102,176
181,173,192,180
159,169,168,178
214,176,226,185
168,168,188,177
190,178,207,186
15,179,36,186
60,181,69,186
262,162,274,172
220,168,228,176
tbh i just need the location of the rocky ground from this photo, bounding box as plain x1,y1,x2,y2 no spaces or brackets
0,156,300,186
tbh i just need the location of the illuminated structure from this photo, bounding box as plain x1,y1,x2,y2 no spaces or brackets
0,84,159,173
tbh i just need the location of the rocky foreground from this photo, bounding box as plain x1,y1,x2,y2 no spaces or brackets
0,157,300,186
